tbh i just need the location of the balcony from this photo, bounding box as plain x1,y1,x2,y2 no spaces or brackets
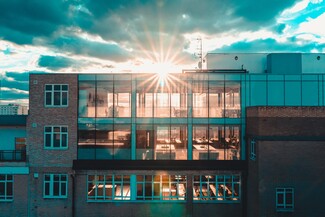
0,150,26,161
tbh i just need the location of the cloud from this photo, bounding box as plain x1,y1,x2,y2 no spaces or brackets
215,37,325,53
51,35,131,62
1,72,29,95
4,71,29,83
0,0,71,44
38,55,75,70
0,87,29,101
232,0,299,23
1,72,29,101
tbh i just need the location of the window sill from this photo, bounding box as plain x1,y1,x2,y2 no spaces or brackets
276,209,294,212
43,196,68,199
44,147,69,150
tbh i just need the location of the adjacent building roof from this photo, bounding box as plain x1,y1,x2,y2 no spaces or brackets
0,115,27,126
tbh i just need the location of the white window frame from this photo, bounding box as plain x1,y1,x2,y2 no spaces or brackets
45,84,69,107
250,139,256,160
276,187,294,212
193,174,241,202
43,174,68,198
87,175,131,201
0,175,13,201
44,126,68,149
136,175,187,201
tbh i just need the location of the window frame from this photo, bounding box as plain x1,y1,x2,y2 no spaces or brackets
44,84,69,107
87,174,131,201
193,174,241,203
136,175,187,201
43,174,68,199
44,126,68,149
276,187,294,212
250,139,256,160
0,174,13,202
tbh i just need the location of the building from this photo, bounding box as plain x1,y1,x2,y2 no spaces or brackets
0,104,28,115
1,53,325,217
0,115,29,216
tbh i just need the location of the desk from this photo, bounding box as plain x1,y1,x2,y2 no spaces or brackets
222,109,240,117
155,144,176,159
156,144,175,151
193,145,219,160
173,108,187,117
194,139,212,144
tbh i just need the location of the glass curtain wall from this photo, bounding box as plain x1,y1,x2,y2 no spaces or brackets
136,124,187,160
79,80,131,118
79,81,96,117
193,125,240,160
193,81,208,117
225,82,241,118
136,77,187,118
136,78,155,117
78,123,131,160
192,79,240,118
78,74,243,161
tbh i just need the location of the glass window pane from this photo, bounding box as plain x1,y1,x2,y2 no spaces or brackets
192,81,208,117
225,82,240,118
286,193,293,204
54,85,61,90
45,92,52,105
53,182,60,196
277,193,284,204
61,134,67,147
0,183,5,195
7,183,13,196
61,175,67,181
96,81,114,118
53,134,60,147
115,81,131,117
136,125,154,160
61,183,66,195
79,81,96,117
45,183,50,196
54,92,60,105
62,92,68,105
45,134,51,147
209,81,223,118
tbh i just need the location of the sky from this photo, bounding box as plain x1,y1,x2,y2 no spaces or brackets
0,0,325,106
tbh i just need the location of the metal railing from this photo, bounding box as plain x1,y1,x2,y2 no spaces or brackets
0,150,26,161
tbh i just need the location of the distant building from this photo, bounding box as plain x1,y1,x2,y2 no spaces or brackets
1,53,325,217
0,104,28,115
0,115,28,216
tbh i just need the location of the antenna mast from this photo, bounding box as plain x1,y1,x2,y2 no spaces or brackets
196,37,202,70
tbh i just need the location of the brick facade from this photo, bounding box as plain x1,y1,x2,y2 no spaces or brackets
246,107,325,217
26,74,78,217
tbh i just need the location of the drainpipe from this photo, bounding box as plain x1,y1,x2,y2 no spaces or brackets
70,174,75,217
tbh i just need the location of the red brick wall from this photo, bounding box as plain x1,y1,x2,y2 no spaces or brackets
27,74,78,166
0,175,28,217
246,106,325,217
246,106,325,137
26,74,78,217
